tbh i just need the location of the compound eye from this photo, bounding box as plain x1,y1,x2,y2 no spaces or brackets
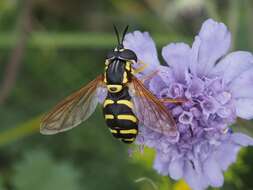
106,50,116,59
119,49,137,62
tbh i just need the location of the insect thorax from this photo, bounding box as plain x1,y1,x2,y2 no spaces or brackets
104,58,132,93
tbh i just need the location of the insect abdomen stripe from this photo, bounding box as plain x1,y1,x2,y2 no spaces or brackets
123,138,135,141
109,129,117,133
105,114,114,120
117,115,137,123
122,138,135,143
103,99,114,107
119,129,137,134
116,100,133,109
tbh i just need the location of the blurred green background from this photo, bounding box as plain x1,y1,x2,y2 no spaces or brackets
0,0,253,190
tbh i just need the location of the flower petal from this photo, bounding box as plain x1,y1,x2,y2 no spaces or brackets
153,155,169,175
203,156,224,187
124,31,160,74
234,98,253,119
156,65,175,84
230,67,253,99
148,74,167,95
184,160,208,190
162,43,191,83
169,158,184,180
231,133,253,146
212,51,253,84
186,77,205,98
214,142,240,171
192,19,231,76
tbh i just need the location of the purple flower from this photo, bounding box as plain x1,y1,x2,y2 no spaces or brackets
124,19,253,190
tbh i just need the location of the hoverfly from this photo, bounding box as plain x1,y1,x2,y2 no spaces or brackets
40,26,181,143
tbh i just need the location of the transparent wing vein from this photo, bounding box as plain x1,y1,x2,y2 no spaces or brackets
40,75,105,135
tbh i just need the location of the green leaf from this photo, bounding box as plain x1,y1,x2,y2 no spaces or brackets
13,150,82,190
0,177,6,190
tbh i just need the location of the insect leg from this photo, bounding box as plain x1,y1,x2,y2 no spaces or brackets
132,61,148,75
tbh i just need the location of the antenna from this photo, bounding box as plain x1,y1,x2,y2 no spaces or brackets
113,24,120,45
121,25,129,44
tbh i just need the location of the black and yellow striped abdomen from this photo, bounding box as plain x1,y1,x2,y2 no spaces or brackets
103,87,138,143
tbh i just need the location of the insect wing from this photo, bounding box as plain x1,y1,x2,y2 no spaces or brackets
40,75,105,135
129,77,178,137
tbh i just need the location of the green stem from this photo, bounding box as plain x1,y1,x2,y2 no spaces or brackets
0,32,191,49
0,115,42,147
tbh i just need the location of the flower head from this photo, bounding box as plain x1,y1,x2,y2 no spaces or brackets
124,19,253,190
